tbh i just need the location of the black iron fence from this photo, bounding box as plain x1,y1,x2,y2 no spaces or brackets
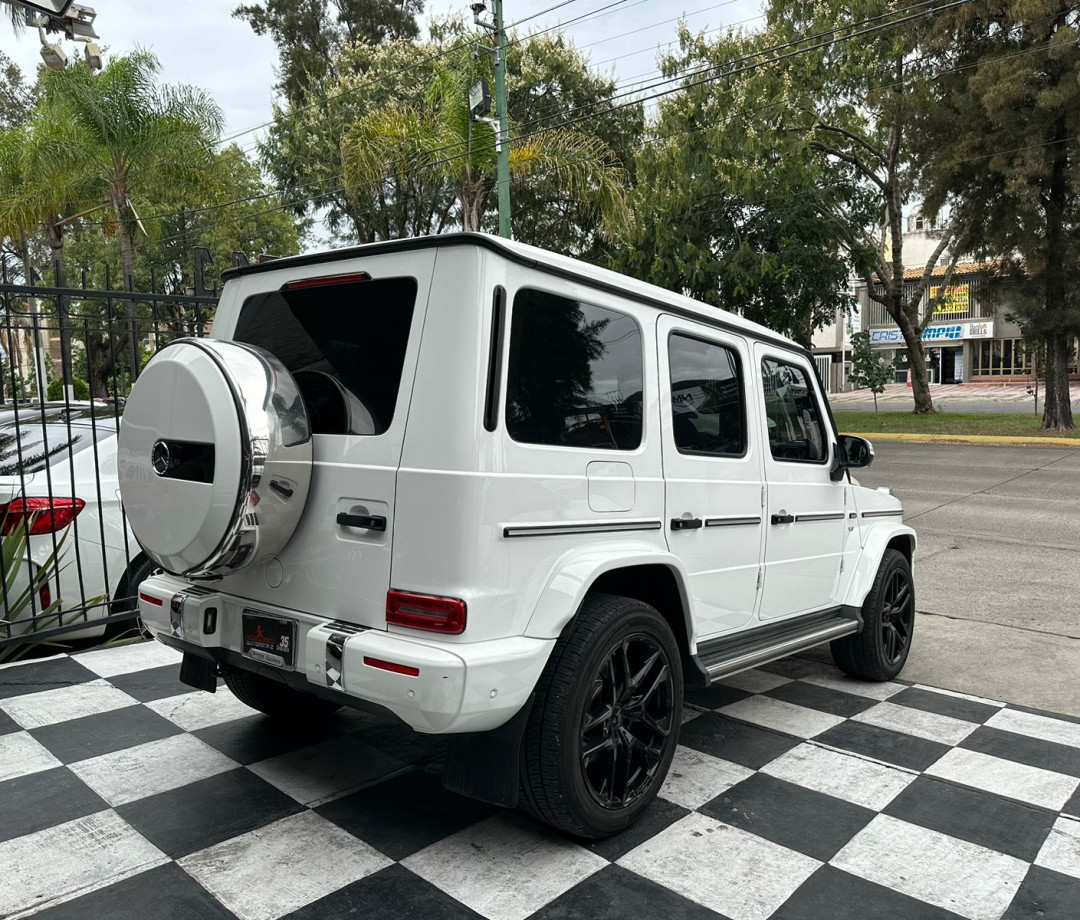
0,260,219,650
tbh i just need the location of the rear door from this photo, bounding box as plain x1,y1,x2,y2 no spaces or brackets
658,316,764,641
220,250,437,629
754,345,847,620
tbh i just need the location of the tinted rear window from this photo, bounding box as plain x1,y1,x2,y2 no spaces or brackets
0,423,109,476
234,276,418,436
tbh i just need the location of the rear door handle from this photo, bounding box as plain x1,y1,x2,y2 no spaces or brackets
337,512,386,532
771,513,795,525
671,517,703,531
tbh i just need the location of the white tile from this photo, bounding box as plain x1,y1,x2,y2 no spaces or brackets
0,731,62,783
986,708,1080,751
926,748,1079,811
0,679,138,730
913,684,1005,708
719,695,845,739
853,701,978,746
761,743,915,811
802,674,906,701
718,670,792,693
618,811,820,920
147,688,257,732
1035,817,1080,880
0,810,167,918
248,735,404,807
0,652,65,672
403,813,606,920
681,707,704,724
832,813,1029,920
70,733,237,807
179,811,389,920
75,640,182,678
659,745,754,810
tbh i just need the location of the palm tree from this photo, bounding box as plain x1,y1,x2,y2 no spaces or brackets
341,56,629,237
35,50,224,293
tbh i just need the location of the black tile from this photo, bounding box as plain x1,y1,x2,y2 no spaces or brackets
0,656,97,699
0,707,17,734
0,766,107,842
117,767,303,858
530,864,728,920
316,768,497,860
883,775,1055,862
29,862,237,920
684,684,754,710
193,712,342,764
357,719,448,765
108,663,191,702
678,712,802,769
1006,703,1080,727
766,681,877,718
960,726,1080,779
700,773,875,861
283,863,483,920
1004,865,1080,920
31,703,181,763
1064,784,1080,819
579,796,690,861
889,687,1000,724
758,658,826,680
814,721,950,771
774,865,965,920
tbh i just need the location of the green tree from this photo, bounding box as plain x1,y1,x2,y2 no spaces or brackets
341,40,629,239
848,330,894,412
917,0,1079,430
0,50,34,128
234,0,422,105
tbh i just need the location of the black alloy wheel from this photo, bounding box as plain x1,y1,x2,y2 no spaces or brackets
579,633,675,810
880,568,914,665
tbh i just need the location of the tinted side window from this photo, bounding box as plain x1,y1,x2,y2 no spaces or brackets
761,358,827,462
668,334,746,456
234,277,417,436
506,289,643,450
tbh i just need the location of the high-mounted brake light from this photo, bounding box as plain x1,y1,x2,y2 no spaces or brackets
281,271,371,291
386,589,466,635
0,497,86,536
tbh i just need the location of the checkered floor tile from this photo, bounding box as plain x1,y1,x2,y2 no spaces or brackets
1,644,1078,920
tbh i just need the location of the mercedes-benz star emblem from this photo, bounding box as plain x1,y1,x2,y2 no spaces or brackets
152,440,171,476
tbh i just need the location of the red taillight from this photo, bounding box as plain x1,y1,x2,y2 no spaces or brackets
39,582,51,609
281,271,371,291
0,497,86,536
363,655,420,677
386,590,466,635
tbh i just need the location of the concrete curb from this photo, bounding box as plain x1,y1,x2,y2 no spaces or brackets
847,431,1080,448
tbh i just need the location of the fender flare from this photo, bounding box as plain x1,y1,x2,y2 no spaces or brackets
523,542,694,642
843,521,917,609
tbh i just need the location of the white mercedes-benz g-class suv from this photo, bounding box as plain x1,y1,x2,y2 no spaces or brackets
118,233,914,838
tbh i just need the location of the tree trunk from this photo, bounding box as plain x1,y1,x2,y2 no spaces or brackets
894,308,933,413
1041,334,1074,430
46,221,75,402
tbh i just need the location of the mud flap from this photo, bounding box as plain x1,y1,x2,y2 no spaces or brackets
179,652,218,693
441,695,534,808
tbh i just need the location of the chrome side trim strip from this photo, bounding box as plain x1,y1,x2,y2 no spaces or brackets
704,515,762,527
794,512,846,523
861,510,905,518
705,621,860,680
503,519,663,538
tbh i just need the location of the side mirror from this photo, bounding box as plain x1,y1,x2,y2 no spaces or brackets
831,435,874,481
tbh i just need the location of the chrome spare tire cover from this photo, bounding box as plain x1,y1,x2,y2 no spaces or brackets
117,338,313,578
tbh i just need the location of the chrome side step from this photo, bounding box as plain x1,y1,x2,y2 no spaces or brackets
690,607,861,685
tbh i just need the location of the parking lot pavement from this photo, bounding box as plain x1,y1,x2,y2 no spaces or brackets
2,645,1079,920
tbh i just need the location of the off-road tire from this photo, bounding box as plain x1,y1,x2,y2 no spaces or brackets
224,667,341,718
519,593,683,838
831,548,914,681
106,555,158,638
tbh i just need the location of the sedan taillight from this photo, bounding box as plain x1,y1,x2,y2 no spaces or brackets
0,497,86,536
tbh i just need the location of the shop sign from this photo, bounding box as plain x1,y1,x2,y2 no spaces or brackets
868,320,994,345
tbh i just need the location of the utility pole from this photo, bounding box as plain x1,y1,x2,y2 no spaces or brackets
471,0,512,238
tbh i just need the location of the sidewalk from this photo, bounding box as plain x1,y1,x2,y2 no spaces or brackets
829,381,1080,414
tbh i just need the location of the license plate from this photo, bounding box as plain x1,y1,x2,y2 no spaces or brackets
242,611,296,669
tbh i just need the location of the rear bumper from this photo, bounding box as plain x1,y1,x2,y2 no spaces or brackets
137,576,554,733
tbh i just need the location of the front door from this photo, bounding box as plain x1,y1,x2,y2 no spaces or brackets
659,317,764,641
754,345,847,620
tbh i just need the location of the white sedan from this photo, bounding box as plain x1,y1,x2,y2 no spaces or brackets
0,403,150,642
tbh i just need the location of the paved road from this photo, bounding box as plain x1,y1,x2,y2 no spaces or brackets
829,441,1080,714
